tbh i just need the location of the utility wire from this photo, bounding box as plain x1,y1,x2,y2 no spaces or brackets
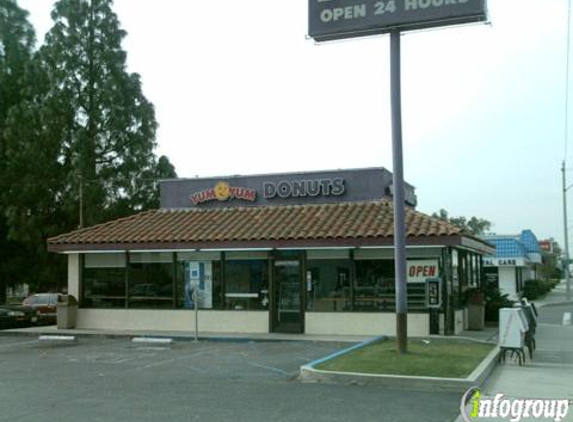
0,178,165,187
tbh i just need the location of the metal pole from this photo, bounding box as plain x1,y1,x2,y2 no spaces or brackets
562,161,571,300
193,288,199,341
390,30,408,354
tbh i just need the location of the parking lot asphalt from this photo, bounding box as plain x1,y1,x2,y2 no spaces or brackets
0,336,463,422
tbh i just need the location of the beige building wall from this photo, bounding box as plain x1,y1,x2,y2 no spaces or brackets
67,253,80,299
74,309,432,336
305,312,429,337
76,309,269,333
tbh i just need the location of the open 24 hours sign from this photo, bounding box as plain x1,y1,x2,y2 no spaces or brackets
308,0,487,42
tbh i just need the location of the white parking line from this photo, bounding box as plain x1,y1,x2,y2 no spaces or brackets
247,362,289,375
563,312,572,325
135,358,177,370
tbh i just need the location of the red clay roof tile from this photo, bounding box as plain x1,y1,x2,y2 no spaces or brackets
47,200,471,249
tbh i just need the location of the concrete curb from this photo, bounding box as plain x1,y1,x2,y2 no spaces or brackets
430,333,498,344
299,339,500,393
0,330,306,342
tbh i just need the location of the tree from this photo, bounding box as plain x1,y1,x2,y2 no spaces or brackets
0,0,37,302
3,0,176,292
538,242,563,281
432,209,492,235
0,0,35,144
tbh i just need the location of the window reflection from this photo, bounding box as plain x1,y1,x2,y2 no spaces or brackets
306,260,352,312
82,254,126,308
224,260,269,311
354,260,395,311
128,253,173,309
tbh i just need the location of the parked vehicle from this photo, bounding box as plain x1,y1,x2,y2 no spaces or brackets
22,293,61,325
0,305,39,329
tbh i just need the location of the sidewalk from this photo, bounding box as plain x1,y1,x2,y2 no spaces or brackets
456,280,573,422
0,324,371,343
534,279,573,308
2,323,499,344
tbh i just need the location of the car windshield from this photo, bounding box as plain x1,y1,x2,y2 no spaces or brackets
31,295,55,305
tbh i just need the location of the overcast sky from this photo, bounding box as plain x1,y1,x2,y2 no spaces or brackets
18,0,570,244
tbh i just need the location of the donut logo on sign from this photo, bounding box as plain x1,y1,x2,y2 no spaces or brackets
190,182,257,205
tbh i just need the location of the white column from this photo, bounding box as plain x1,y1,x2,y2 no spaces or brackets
67,254,80,299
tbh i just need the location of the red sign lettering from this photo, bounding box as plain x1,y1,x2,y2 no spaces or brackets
191,183,257,205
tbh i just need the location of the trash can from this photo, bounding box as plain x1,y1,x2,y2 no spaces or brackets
57,295,78,329
468,303,485,330
467,290,485,330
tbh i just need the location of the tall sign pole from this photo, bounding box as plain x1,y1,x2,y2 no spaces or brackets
562,161,571,300
390,30,408,353
308,0,488,353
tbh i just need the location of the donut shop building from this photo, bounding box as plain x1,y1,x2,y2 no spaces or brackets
48,168,494,336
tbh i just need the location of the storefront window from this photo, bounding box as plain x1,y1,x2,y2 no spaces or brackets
459,252,470,307
471,254,479,287
83,253,126,308
176,252,222,309
306,260,352,312
224,252,269,311
354,259,394,311
516,267,524,293
484,266,499,290
128,252,174,309
452,249,460,308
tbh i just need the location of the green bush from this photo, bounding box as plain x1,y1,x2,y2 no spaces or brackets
523,280,540,300
523,279,556,300
546,278,560,290
540,279,554,294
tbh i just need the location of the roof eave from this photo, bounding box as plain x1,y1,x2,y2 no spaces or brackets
47,234,486,254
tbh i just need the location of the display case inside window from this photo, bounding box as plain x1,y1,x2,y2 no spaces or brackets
354,260,394,311
224,256,269,311
83,253,126,308
128,253,174,309
306,260,352,312
353,258,428,312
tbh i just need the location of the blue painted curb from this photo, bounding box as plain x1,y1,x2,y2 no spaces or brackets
302,335,386,369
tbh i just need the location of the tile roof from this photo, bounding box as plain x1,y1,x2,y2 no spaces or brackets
47,200,486,251
481,229,542,259
484,238,528,259
519,230,542,254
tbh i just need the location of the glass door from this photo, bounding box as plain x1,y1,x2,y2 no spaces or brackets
272,260,303,333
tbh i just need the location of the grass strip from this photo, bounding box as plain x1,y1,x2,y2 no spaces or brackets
316,338,494,378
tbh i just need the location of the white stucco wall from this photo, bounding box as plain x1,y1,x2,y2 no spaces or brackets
499,267,519,300
523,266,536,281
454,310,465,334
67,254,80,299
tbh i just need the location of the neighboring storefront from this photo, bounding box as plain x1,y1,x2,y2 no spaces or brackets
481,230,542,300
48,168,494,336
